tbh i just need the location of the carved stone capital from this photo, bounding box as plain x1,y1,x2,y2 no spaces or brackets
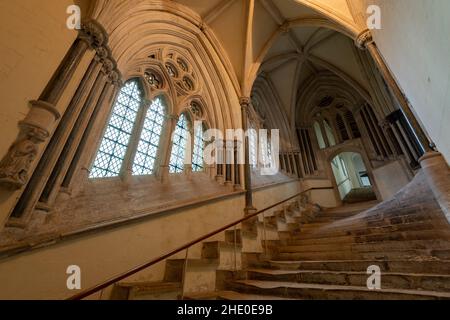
240,97,251,108
355,29,374,50
101,58,115,75
95,46,109,61
79,19,108,49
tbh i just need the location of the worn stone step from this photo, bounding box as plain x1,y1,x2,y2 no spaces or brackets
299,213,437,235
226,280,450,300
290,221,441,240
165,259,219,282
246,269,450,292
267,259,450,274
113,281,182,300
279,240,450,254
202,241,242,259
321,202,378,214
276,249,445,261
286,230,450,246
183,290,295,300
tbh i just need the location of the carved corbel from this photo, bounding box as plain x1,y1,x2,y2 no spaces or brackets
355,29,374,50
79,19,108,49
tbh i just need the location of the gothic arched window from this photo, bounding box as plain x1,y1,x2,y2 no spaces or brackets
90,79,142,178
336,114,349,141
132,97,166,175
192,122,205,172
169,113,190,173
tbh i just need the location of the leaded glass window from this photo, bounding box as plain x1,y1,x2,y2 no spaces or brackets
260,138,273,168
248,128,258,168
192,123,205,172
132,97,166,175
169,113,190,173
90,80,142,178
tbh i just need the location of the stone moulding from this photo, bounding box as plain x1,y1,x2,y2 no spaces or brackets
355,29,373,50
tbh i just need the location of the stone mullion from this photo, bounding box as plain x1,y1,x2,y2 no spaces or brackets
319,120,330,148
159,115,178,183
8,56,101,219
341,112,353,140
184,122,194,180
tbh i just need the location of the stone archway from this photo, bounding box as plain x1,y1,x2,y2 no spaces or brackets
324,143,381,204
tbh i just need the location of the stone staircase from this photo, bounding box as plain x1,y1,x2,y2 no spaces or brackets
111,171,450,300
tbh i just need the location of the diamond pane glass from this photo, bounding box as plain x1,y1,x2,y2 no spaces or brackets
132,97,166,175
169,114,190,173
192,123,204,172
90,80,142,178
249,128,258,168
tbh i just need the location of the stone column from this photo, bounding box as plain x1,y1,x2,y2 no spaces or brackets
62,73,119,190
355,29,433,154
224,140,234,186
240,97,256,213
0,20,109,191
215,139,225,184
234,139,242,190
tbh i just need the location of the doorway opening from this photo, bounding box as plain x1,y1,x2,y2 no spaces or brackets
331,152,377,204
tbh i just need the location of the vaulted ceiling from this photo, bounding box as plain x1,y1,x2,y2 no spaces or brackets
88,0,373,139
170,0,367,96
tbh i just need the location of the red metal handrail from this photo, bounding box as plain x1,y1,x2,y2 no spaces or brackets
68,186,331,300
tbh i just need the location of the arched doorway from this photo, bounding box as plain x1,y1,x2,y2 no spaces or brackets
330,152,377,204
